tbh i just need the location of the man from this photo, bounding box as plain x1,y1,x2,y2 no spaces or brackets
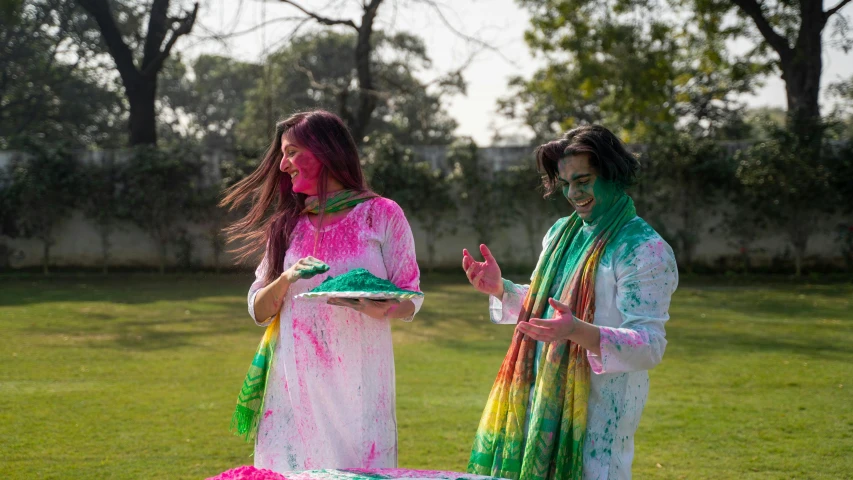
463,125,678,480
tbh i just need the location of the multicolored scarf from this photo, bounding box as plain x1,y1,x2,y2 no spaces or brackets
231,189,378,441
302,189,378,215
468,194,636,480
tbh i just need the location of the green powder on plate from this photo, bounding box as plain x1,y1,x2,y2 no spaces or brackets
308,268,421,296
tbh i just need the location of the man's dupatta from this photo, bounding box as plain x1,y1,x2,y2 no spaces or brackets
231,189,378,440
468,195,636,480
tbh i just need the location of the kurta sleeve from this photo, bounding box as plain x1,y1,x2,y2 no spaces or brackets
489,279,529,325
248,253,276,327
380,200,423,322
488,217,569,325
588,238,678,374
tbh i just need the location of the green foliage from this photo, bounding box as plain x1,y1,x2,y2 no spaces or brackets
3,143,83,273
159,55,263,151
363,134,458,270
79,153,123,273
494,163,567,264
504,0,762,141
735,125,837,276
0,0,126,149
637,133,730,271
237,31,459,151
448,138,508,246
117,144,204,273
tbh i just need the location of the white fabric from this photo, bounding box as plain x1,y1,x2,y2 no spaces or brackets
247,198,422,473
488,216,678,480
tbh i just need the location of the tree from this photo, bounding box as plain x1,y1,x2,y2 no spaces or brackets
448,138,506,246
237,30,460,151
511,0,853,145
118,144,202,273
158,54,263,151
75,0,199,146
363,134,458,271
79,152,123,273
0,0,125,148
5,145,82,274
503,0,760,141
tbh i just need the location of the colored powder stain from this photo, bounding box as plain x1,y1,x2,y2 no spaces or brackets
309,268,421,296
264,409,273,419
365,442,379,468
293,319,334,368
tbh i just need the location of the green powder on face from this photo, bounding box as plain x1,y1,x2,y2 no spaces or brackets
308,268,421,295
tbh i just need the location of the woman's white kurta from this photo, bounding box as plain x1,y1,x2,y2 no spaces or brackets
247,198,422,473
489,216,678,480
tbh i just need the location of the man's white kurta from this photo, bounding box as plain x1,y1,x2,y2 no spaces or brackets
489,216,678,480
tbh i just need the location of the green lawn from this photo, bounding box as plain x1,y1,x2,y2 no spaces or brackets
0,273,851,479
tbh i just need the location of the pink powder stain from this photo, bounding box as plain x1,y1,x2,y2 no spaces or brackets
264,409,274,419
206,465,288,480
646,240,666,258
364,442,379,468
600,327,650,347
292,318,334,368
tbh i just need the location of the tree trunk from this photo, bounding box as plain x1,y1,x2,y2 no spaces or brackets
100,227,110,274
350,0,382,143
127,78,158,146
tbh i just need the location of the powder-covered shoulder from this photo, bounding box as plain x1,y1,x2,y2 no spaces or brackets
358,196,409,232
612,217,676,265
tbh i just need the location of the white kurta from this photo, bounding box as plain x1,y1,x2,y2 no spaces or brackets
247,198,423,473
489,215,678,480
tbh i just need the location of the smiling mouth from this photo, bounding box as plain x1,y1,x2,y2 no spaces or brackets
574,198,593,208
289,171,298,179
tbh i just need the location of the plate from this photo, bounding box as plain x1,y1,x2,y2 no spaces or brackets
294,290,423,303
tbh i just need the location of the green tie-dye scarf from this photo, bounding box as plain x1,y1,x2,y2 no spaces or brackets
468,194,636,480
231,189,378,440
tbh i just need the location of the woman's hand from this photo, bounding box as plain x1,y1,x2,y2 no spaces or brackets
462,244,504,297
327,297,403,320
281,256,329,283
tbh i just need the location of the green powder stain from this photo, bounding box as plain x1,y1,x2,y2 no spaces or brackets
309,268,422,296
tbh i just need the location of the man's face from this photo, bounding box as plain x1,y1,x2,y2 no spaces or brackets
557,153,620,223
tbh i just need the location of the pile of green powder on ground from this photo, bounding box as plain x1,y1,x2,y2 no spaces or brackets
308,268,421,296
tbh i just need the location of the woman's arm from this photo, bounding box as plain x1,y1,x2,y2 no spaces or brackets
250,256,330,324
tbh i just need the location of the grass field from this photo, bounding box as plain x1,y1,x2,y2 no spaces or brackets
1,273,851,479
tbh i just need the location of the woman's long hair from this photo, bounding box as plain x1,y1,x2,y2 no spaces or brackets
222,110,371,284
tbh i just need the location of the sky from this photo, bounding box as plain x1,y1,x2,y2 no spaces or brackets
183,0,853,145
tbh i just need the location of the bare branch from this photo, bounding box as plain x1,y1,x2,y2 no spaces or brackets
76,0,140,84
826,0,853,18
410,0,514,64
277,0,358,30
730,0,792,60
142,2,199,77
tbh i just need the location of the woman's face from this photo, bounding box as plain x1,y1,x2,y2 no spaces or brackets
280,134,322,195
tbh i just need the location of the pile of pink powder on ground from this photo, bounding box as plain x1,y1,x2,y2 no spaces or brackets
207,466,504,480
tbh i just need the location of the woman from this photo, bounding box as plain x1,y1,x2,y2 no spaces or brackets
222,110,422,472
462,125,678,480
